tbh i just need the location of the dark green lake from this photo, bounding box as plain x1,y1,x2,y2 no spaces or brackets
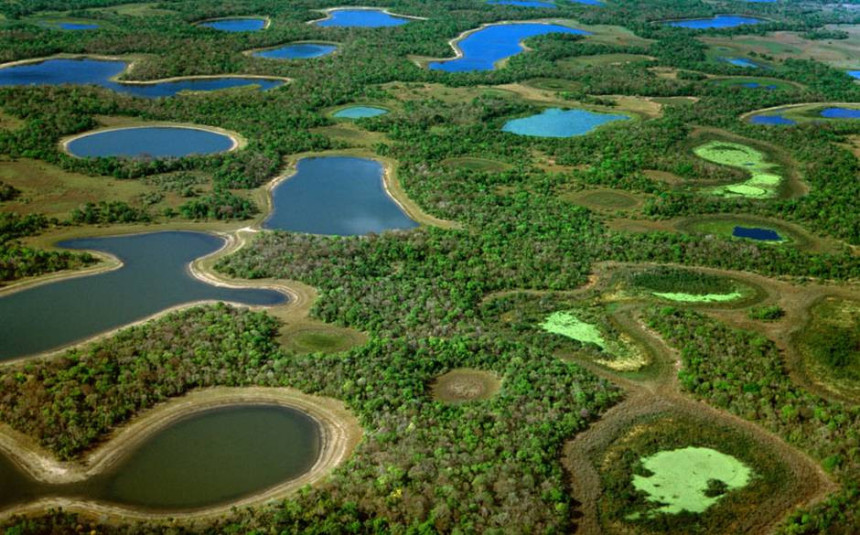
0,404,322,512
0,231,285,360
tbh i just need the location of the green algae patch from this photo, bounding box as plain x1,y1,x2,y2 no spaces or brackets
632,447,753,516
693,141,783,198
541,311,606,348
652,291,743,303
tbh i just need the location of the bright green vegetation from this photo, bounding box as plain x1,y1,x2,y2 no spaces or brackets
284,326,365,354
632,447,753,515
747,305,785,321
795,298,860,400
541,311,606,348
693,141,784,198
652,290,743,303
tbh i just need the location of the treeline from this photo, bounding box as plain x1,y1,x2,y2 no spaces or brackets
0,213,95,284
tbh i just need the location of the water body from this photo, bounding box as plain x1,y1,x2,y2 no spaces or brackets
67,127,235,159
665,15,765,29
732,226,782,241
56,22,100,30
264,157,418,235
820,107,860,119
740,82,777,89
333,106,389,119
199,18,267,32
486,0,557,8
0,232,284,360
0,58,283,97
429,23,589,72
848,70,860,79
315,9,412,28
0,405,321,512
254,43,337,59
723,57,759,68
503,107,629,138
749,114,796,125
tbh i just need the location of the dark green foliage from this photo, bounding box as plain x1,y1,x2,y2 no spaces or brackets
178,189,257,220
806,324,859,372
0,213,94,284
747,305,785,321
0,181,19,201
70,201,151,224
628,266,737,295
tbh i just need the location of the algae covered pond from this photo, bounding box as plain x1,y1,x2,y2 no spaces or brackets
693,140,784,198
632,447,753,516
0,232,285,359
0,404,322,512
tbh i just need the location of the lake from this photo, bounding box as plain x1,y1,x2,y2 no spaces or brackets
66,126,235,158
666,15,765,29
333,106,389,119
314,8,412,28
0,232,285,360
0,405,321,512
429,23,589,72
849,70,860,79
264,156,418,235
749,114,796,125
0,58,284,97
723,58,760,68
733,226,782,241
254,43,337,59
502,107,629,137
819,107,860,119
199,18,267,32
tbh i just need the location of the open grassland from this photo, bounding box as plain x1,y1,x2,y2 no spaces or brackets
793,297,860,402
700,27,860,69
430,368,501,403
558,53,656,69
309,124,391,148
441,156,512,172
676,215,847,254
561,188,644,212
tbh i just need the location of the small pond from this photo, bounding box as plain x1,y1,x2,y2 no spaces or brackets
333,106,389,119
848,70,860,79
0,405,321,512
254,43,337,59
199,18,267,32
66,126,235,159
314,8,412,28
732,226,783,241
0,231,285,360
264,156,418,235
722,57,760,68
665,15,765,29
0,58,283,97
749,114,796,125
740,82,777,89
819,107,860,119
502,107,629,138
429,23,589,72
56,22,100,30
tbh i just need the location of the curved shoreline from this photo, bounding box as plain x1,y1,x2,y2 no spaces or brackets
739,101,860,121
194,15,272,30
0,387,362,521
306,6,427,26
244,40,340,59
59,123,247,158
412,19,585,69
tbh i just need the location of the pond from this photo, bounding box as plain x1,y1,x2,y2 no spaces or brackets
849,70,860,79
819,107,860,119
56,22,100,30
0,405,321,512
264,156,418,236
502,107,629,138
722,57,760,68
429,23,589,72
199,18,267,32
0,58,284,97
0,231,285,360
749,114,796,125
66,126,236,159
740,82,777,89
665,15,765,29
314,8,412,28
253,43,337,59
693,140,783,198
333,106,389,119
732,226,783,241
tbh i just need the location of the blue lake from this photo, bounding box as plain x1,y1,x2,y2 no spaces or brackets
666,15,765,29
723,57,760,68
820,107,860,119
56,22,100,30
429,23,589,72
848,70,860,79
199,18,267,32
333,106,389,119
0,232,285,360
254,43,337,59
486,0,557,8
264,157,418,235
315,9,412,28
749,114,796,125
733,226,782,241
67,127,235,159
0,59,283,97
502,107,629,138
